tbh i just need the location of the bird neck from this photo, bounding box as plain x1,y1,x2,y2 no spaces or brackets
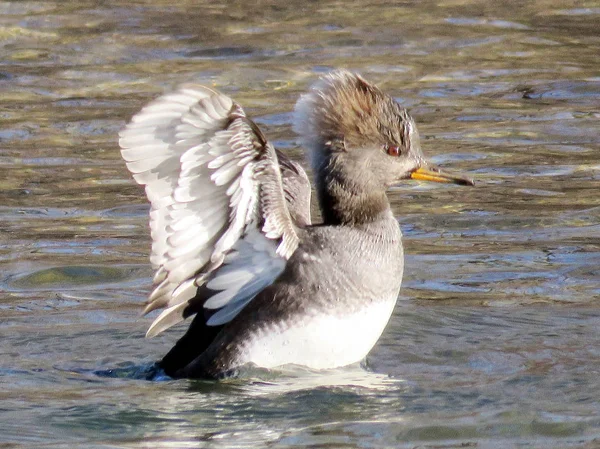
315,164,390,226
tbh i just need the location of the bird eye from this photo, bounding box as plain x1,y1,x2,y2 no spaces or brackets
385,144,401,157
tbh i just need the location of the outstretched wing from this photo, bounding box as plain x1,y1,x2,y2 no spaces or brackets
119,84,309,337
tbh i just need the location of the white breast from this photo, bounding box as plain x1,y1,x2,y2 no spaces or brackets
237,297,398,370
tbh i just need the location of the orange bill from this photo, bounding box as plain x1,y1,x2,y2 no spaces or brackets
410,166,474,186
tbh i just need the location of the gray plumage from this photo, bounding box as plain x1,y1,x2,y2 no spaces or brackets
119,70,473,378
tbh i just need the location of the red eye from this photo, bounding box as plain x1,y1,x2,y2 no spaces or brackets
386,144,401,157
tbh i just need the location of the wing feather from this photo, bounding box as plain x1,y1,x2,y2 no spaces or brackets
119,84,311,337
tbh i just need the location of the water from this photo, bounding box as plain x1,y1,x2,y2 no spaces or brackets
1,1,599,447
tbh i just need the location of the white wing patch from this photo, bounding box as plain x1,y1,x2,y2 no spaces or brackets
119,84,304,337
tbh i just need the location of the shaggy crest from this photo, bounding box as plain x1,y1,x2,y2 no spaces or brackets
294,70,418,174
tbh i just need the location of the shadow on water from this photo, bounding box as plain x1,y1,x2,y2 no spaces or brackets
89,361,168,382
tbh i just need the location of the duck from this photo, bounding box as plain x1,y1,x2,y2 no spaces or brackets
119,70,473,379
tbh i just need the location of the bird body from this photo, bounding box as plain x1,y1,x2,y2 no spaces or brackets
119,71,472,379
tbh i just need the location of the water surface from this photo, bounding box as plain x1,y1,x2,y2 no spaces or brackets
1,1,599,448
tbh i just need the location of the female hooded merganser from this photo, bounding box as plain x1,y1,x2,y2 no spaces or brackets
119,71,473,379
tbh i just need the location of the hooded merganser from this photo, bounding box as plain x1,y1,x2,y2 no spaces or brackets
119,70,473,379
